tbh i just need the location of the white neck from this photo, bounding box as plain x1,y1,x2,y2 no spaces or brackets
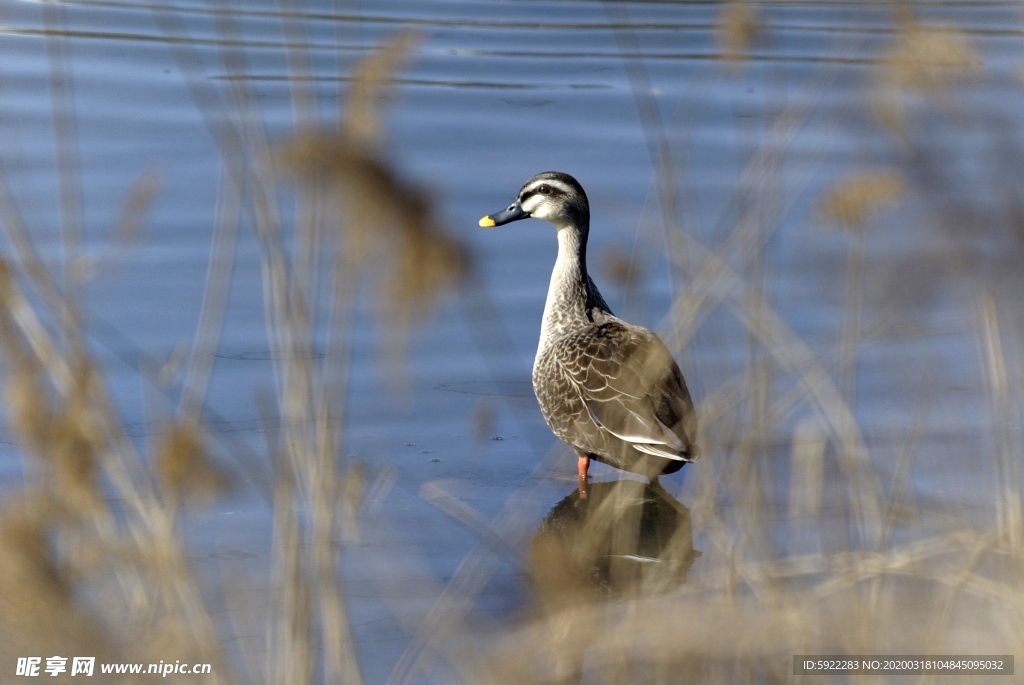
535,226,587,362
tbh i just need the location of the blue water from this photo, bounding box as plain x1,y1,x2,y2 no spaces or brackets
1,0,1021,682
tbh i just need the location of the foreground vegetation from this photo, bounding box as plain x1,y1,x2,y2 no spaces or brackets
0,3,1019,684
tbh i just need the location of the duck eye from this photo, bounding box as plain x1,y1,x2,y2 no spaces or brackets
538,185,551,195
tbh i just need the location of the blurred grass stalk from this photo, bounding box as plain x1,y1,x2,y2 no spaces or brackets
0,15,464,685
0,2,1021,685
494,5,1024,684
218,24,464,685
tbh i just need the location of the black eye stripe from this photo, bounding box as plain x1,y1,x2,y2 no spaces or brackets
521,186,564,203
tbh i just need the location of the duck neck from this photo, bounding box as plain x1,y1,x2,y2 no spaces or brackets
536,221,608,359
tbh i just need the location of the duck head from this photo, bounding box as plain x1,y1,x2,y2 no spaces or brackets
479,171,590,230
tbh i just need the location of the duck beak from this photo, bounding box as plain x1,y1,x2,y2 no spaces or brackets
479,200,528,228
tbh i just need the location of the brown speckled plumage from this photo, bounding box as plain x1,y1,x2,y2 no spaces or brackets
533,320,697,476
482,171,699,479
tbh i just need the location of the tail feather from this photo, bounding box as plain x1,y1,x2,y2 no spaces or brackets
633,442,699,462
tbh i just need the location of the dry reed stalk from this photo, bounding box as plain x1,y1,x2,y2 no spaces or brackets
819,172,908,230
245,29,468,685
41,0,85,310
0,227,233,683
872,23,982,132
0,3,1021,685
444,11,1024,685
978,293,1022,548
717,2,761,64
178,162,243,425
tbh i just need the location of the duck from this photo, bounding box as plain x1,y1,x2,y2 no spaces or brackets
479,171,699,495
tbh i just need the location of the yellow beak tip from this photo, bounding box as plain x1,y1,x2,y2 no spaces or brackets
478,216,496,228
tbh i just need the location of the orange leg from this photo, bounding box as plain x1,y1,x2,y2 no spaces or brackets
576,452,590,499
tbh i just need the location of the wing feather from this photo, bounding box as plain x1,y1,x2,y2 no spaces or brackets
551,321,697,460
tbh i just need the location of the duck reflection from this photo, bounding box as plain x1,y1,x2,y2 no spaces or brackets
531,479,698,601
527,480,698,683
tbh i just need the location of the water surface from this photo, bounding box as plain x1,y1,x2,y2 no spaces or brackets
0,0,1020,681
